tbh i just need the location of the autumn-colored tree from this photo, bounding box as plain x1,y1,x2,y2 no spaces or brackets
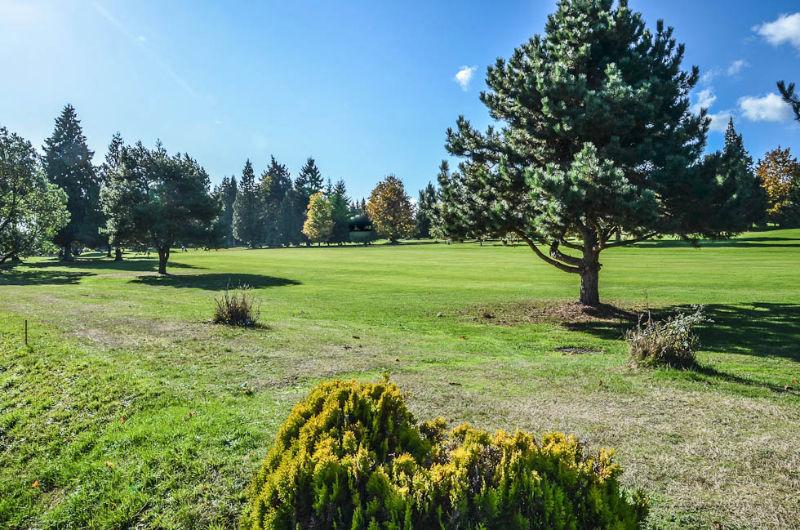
757,147,800,227
366,175,415,244
302,191,333,244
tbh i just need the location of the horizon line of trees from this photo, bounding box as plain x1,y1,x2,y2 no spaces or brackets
0,104,440,272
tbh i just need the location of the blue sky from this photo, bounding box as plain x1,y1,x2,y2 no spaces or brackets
1,1,799,199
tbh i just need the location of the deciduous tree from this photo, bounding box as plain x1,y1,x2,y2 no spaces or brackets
0,127,69,265
302,191,334,244
757,147,800,227
366,175,415,244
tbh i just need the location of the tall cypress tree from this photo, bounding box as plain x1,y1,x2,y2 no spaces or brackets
42,104,101,260
232,160,263,248
439,0,750,306
99,132,125,259
260,156,292,246
213,175,238,247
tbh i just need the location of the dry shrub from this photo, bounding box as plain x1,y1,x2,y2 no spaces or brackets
627,306,707,368
213,285,260,327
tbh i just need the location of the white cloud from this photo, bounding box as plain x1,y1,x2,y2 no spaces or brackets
454,66,477,91
754,12,800,50
726,59,748,76
690,88,717,114
738,93,793,122
708,111,733,132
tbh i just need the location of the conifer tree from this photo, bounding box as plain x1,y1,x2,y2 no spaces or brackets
0,127,69,265
99,132,125,259
415,182,437,238
330,179,351,244
214,175,238,247
366,175,415,244
260,156,292,246
42,104,102,260
302,191,334,245
439,0,751,306
778,81,800,122
294,157,324,245
233,160,263,248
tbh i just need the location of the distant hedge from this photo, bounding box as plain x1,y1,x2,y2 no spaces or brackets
242,379,646,529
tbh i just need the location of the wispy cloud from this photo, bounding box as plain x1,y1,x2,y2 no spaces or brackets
91,1,199,99
689,88,731,132
738,93,793,122
454,66,477,91
690,88,717,114
726,59,748,76
754,12,800,51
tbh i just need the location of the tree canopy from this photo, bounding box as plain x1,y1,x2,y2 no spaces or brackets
438,0,752,305
0,127,69,265
757,146,800,227
366,175,415,244
302,191,334,244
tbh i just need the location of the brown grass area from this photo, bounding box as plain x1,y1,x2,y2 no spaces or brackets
462,300,646,326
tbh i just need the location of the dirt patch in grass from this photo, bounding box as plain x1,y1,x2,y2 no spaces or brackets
462,300,645,326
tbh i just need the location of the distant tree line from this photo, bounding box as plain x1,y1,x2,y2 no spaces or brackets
0,104,440,273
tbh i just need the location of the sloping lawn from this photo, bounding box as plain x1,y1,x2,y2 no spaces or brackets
1,230,799,528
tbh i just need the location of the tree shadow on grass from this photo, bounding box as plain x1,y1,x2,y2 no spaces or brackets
634,236,800,249
24,257,201,272
566,302,800,363
0,268,93,286
129,273,301,291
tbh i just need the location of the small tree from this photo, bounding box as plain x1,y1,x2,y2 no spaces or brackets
294,157,324,245
0,127,69,265
102,141,217,274
42,104,102,260
329,179,351,244
302,191,333,245
439,0,752,306
415,182,437,238
757,147,800,227
233,160,263,248
214,175,238,247
366,175,415,244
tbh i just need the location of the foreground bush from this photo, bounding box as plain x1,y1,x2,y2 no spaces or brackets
213,285,260,327
242,379,646,529
627,307,706,368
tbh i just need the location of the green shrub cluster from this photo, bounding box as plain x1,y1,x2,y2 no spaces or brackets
627,307,706,368
243,379,646,529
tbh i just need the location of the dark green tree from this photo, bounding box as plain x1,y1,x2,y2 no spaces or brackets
233,160,263,248
42,104,102,260
704,120,767,232
213,175,238,247
439,0,747,306
415,182,437,238
1,127,69,265
329,179,351,244
260,156,292,246
99,132,125,259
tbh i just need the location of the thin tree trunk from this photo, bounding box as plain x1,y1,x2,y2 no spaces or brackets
62,243,73,262
114,246,123,261
106,244,112,258
157,246,169,274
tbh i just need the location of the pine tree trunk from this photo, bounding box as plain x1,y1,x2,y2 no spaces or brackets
579,267,600,306
62,243,73,262
157,246,169,275
114,246,123,261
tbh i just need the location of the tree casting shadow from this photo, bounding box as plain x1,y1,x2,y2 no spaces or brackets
566,302,800,363
129,273,301,290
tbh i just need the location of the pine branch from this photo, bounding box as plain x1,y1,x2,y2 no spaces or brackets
514,230,581,274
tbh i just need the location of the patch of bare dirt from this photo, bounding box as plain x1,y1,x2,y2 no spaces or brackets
462,300,645,326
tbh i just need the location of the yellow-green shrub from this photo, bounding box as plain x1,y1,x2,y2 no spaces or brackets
242,379,646,529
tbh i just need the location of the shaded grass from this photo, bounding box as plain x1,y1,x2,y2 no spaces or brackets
1,229,799,528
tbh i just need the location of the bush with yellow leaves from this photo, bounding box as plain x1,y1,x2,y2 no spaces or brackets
242,379,646,529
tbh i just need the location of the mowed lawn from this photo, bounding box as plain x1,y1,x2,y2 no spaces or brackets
1,230,799,529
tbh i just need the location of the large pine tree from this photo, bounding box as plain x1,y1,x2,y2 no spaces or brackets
232,160,263,248
99,132,125,259
42,104,102,260
294,157,324,245
439,0,750,306
415,182,437,239
329,179,351,244
214,175,238,247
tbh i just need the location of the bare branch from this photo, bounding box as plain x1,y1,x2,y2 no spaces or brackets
514,230,581,274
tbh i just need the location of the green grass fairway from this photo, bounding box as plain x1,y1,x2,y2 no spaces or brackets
2,230,799,529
